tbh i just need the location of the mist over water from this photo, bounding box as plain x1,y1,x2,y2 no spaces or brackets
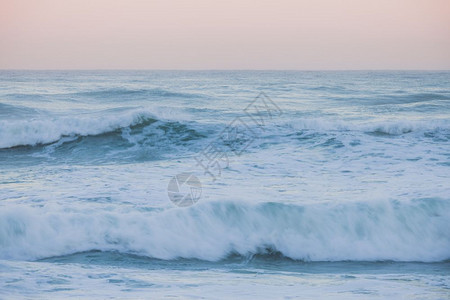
1,71,449,299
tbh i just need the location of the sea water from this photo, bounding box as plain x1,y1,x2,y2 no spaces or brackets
0,71,449,299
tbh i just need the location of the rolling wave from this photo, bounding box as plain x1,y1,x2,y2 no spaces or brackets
0,103,41,117
0,108,199,149
1,198,449,262
73,88,203,99
288,118,450,135
329,92,450,105
4,88,203,101
374,93,450,105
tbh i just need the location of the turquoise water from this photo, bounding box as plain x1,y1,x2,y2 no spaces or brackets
1,71,449,299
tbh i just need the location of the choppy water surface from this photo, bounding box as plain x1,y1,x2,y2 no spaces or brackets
1,71,449,299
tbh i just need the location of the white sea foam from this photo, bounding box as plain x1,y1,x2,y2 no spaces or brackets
1,199,449,262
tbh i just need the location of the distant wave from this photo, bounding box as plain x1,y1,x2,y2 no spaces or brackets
1,198,449,262
332,92,450,105
4,88,203,101
0,103,41,117
74,88,203,99
288,118,450,135
307,85,355,92
382,93,450,104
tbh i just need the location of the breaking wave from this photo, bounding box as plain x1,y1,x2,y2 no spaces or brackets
0,107,195,149
1,199,449,262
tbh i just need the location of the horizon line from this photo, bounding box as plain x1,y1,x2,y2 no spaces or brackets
1,69,449,72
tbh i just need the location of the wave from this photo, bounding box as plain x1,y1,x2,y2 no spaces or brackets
73,88,203,99
307,85,355,92
329,92,450,105
376,93,450,104
0,103,41,117
0,107,196,149
1,198,449,262
4,88,203,101
288,118,450,135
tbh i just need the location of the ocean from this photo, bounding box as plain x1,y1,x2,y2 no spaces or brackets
0,70,449,299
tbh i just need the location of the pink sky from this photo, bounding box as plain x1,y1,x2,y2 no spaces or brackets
1,0,449,69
